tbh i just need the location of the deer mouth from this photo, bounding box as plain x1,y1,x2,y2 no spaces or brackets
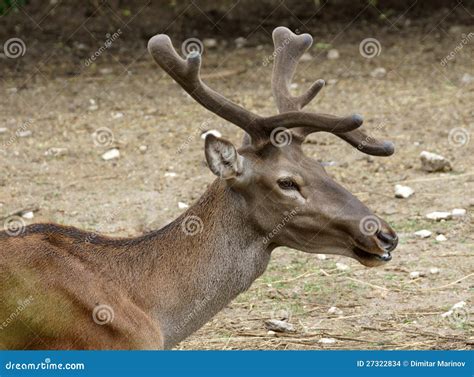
352,246,392,266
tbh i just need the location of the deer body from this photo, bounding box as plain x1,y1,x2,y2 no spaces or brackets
1,27,398,350
0,181,271,349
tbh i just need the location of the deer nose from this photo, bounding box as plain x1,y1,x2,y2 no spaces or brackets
376,229,398,252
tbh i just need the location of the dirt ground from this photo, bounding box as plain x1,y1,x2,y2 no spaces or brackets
1,15,473,349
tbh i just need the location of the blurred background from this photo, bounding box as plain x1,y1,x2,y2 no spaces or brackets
1,1,473,349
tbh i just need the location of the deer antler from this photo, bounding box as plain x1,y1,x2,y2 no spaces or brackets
148,34,363,143
271,27,394,156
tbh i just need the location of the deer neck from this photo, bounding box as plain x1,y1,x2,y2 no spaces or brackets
118,179,272,349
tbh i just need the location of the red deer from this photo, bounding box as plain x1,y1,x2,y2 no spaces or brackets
0,27,397,350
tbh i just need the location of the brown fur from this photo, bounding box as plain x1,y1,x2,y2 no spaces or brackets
1,27,398,350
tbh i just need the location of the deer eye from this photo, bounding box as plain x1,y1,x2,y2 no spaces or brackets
277,178,298,191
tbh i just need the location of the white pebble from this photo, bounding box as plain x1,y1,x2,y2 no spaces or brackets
101,148,120,161
441,310,453,318
451,208,466,218
99,68,113,75
317,254,326,260
426,211,452,221
164,172,177,177
319,338,337,344
419,151,452,172
201,130,222,139
203,38,218,49
139,145,147,152
327,49,339,60
429,267,440,275
414,229,432,238
264,319,295,333
370,67,387,79
300,52,312,62
18,130,32,138
336,262,350,271
21,211,34,219
88,99,99,111
394,184,414,198
45,147,68,157
327,306,343,316
435,234,447,242
178,202,189,209
0,127,7,134
452,301,466,309
461,73,474,85
234,37,247,48
111,112,124,119
410,271,421,279
441,301,467,319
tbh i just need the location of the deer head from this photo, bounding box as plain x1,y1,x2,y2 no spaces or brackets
148,27,398,267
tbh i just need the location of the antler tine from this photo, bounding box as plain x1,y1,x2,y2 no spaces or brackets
148,31,392,151
262,112,362,133
336,130,395,156
271,26,395,156
147,34,265,140
272,26,324,112
270,27,363,136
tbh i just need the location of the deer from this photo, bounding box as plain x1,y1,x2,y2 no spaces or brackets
0,27,398,350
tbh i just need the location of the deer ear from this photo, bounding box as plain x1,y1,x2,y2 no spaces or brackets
205,134,244,179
